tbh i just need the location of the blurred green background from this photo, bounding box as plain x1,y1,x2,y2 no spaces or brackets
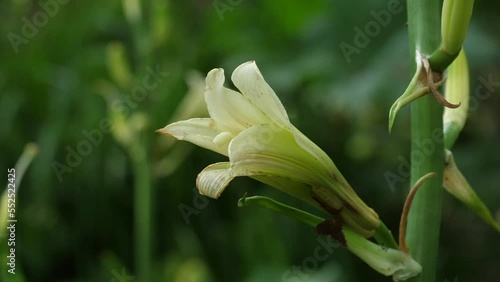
1,0,499,281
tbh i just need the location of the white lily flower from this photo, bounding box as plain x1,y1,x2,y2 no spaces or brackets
157,61,379,237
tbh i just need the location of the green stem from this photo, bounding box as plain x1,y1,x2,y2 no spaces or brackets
427,47,459,73
406,1,445,282
131,136,152,282
126,1,153,280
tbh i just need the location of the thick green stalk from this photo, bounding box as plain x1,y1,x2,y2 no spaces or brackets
406,1,444,282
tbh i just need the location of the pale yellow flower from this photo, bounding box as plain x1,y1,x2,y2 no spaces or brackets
157,61,379,237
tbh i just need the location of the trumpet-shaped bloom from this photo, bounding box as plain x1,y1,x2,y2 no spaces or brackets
157,61,379,237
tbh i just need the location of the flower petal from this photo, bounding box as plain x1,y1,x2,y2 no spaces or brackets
251,175,320,208
231,61,290,128
290,125,339,180
156,118,229,156
196,162,234,199
205,68,270,134
229,124,329,186
231,61,345,188
289,126,379,227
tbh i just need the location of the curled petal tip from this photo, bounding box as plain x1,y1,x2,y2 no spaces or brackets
196,162,234,199
205,68,225,89
155,127,169,135
243,60,256,66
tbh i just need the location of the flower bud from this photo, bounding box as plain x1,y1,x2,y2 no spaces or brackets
443,49,469,149
441,0,474,56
